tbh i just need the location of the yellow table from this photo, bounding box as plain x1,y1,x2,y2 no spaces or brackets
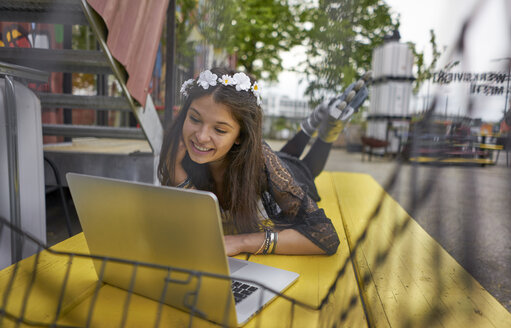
1,172,511,327
0,173,365,328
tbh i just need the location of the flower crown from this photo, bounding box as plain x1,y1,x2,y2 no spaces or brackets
180,70,262,106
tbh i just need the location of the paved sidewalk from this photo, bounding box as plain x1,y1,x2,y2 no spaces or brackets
268,139,511,312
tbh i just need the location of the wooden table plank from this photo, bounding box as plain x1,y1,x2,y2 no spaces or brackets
333,172,511,327
57,283,221,328
0,234,97,327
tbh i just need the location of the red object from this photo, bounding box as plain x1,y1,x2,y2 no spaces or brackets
361,136,389,148
4,25,31,48
501,120,510,133
86,0,170,107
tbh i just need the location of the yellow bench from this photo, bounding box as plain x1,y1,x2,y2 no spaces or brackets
1,172,510,327
479,143,504,151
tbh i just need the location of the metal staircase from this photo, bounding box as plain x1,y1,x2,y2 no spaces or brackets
0,0,163,184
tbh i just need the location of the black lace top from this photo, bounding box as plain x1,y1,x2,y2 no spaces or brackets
258,142,339,255
179,142,340,255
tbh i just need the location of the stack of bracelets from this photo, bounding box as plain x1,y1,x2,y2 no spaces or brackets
254,228,278,255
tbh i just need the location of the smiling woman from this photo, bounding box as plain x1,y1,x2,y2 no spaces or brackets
157,67,368,257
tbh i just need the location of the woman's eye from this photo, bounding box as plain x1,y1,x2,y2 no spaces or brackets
189,115,200,123
215,128,227,134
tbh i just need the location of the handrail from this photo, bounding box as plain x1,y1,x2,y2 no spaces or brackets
0,61,49,83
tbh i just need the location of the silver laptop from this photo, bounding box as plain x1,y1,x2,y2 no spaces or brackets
66,173,299,327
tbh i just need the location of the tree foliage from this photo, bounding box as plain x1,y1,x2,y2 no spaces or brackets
175,0,200,71
228,0,305,81
303,0,399,104
176,0,305,81
409,29,443,93
178,0,437,102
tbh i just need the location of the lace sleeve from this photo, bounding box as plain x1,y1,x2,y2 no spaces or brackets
261,142,340,254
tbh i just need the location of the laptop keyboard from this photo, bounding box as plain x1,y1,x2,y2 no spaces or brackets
232,280,259,304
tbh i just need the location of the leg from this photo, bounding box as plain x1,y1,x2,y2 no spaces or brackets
303,74,371,176
279,130,311,158
300,99,330,137
297,71,370,146
302,138,333,178
281,96,333,158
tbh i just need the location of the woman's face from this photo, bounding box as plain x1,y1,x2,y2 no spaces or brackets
182,94,241,167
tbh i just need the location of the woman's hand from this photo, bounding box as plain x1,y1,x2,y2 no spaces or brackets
224,234,250,256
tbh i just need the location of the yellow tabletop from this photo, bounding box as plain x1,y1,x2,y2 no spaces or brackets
331,172,511,328
0,173,366,328
2,172,510,327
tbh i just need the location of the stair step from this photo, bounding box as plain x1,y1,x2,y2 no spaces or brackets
0,48,111,74
42,124,145,139
0,0,87,25
0,61,49,82
37,93,131,111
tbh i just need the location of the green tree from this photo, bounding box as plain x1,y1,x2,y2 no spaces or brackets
179,0,305,81
197,0,238,50
303,0,399,104
409,29,443,93
175,0,200,71
229,0,305,81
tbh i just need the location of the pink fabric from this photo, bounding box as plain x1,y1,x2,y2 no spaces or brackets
87,0,169,107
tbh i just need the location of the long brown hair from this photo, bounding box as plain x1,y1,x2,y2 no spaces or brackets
158,67,265,233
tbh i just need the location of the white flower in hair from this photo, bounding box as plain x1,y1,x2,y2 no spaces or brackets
251,82,262,106
197,70,218,89
232,72,251,91
180,78,195,97
219,74,235,86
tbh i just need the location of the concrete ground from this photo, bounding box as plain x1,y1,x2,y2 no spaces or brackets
45,141,511,312
268,139,511,312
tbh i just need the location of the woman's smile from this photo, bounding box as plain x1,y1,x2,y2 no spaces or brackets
190,141,214,153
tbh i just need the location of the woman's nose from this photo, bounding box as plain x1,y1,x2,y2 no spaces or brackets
196,127,211,143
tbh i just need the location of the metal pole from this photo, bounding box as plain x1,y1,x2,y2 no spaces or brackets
63,24,73,141
97,40,108,126
504,62,510,116
3,75,22,263
164,0,176,128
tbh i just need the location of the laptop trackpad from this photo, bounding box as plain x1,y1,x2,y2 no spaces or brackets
228,258,248,273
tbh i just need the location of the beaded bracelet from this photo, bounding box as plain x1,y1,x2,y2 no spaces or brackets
262,229,273,255
255,228,270,255
254,228,279,255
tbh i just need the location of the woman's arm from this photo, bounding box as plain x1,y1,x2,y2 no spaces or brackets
224,229,325,256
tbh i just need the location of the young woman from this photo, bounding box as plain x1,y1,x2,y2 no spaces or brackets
158,67,368,257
